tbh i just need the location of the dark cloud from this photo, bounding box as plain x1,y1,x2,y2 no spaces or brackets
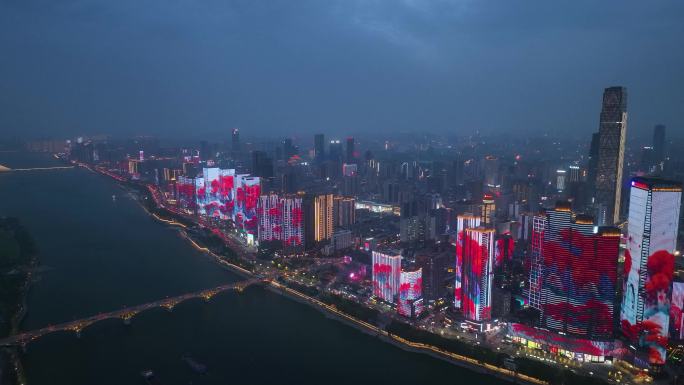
1,0,682,139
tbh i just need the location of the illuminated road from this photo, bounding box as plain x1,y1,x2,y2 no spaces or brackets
0,277,264,348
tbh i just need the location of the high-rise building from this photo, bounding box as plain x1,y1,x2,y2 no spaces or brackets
455,214,481,309
346,137,355,163
314,134,325,161
527,214,546,311
258,193,304,250
372,250,402,302
252,150,274,178
231,128,240,152
282,138,296,160
303,193,333,249
621,177,682,365
481,194,496,228
653,124,666,168
329,140,342,162
538,202,620,339
462,227,495,321
483,155,499,188
398,268,423,317
594,86,628,225
332,196,356,229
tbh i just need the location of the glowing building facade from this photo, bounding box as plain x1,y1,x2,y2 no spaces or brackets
462,228,495,321
527,214,546,311
398,268,423,317
372,251,402,303
539,203,620,339
176,176,197,213
192,167,261,234
455,214,481,309
258,193,304,250
672,282,684,341
621,177,682,365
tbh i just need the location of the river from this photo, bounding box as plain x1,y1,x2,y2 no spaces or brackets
0,152,507,385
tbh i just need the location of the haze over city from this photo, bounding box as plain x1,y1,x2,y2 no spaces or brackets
2,0,684,139
1,2,684,385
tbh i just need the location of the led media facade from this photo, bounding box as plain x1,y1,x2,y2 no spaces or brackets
455,214,481,309
495,235,514,268
372,251,402,303
539,204,619,339
462,228,494,321
398,269,422,317
621,177,682,365
176,176,197,212
258,193,304,249
527,215,546,311
192,168,261,234
672,282,684,340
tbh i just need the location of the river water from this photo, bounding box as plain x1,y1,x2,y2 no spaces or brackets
0,152,506,385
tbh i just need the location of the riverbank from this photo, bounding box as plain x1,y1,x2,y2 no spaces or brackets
124,182,549,385
0,217,37,385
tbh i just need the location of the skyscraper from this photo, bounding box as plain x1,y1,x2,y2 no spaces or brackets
621,177,682,365
538,202,620,339
462,227,495,322
303,193,333,249
258,193,304,251
346,137,355,163
594,86,627,225
527,214,546,311
398,268,423,317
332,196,356,229
372,250,402,302
455,214,481,309
314,134,325,161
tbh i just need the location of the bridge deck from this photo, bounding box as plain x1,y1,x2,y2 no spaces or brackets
0,278,262,346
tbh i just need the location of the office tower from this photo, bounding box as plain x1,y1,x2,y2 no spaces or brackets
303,193,333,249
314,134,325,161
258,193,304,250
483,155,499,188
621,177,682,365
527,214,546,311
455,214,481,309
556,169,566,192
481,194,496,228
200,140,210,161
539,201,620,339
231,128,240,152
332,196,356,229
653,124,666,167
329,140,342,162
372,250,402,302
346,137,355,163
282,138,296,160
594,86,628,225
252,151,274,178
568,165,581,183
398,268,423,317
462,227,495,321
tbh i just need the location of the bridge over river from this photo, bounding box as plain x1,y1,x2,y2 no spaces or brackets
1,277,265,348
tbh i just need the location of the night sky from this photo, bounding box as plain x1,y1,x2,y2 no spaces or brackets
1,0,682,139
